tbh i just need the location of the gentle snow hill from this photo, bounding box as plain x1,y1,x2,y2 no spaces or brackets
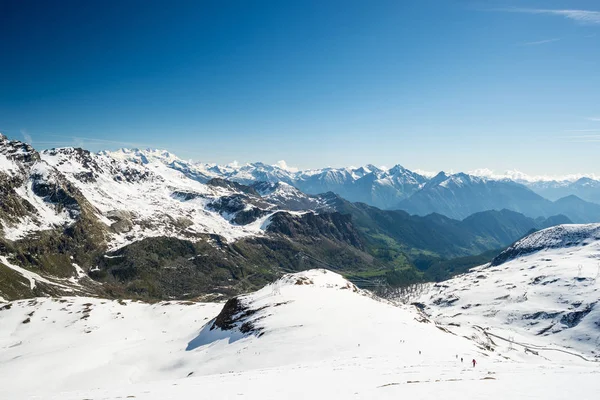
420,223,600,360
0,297,223,396
2,269,508,398
2,269,599,399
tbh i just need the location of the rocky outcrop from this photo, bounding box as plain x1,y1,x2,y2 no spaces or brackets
267,212,364,249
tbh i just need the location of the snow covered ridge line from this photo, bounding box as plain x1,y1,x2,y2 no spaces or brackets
92,147,600,212
468,168,600,183
491,223,600,266
191,269,365,344
1,134,333,247
105,145,599,184
7,134,600,218
420,224,600,360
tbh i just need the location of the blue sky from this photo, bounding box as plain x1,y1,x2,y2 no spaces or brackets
1,0,599,175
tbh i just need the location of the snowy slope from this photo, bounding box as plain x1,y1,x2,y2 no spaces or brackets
2,138,337,252
1,269,598,400
0,269,523,398
420,223,600,360
102,148,429,209
0,134,80,240
41,148,279,249
0,297,222,395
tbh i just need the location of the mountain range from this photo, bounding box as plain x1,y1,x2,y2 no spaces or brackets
2,225,599,398
104,147,600,222
0,134,579,301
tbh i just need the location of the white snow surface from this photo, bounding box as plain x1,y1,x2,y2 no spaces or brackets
420,223,600,359
469,168,600,183
40,148,276,249
1,269,599,399
507,223,600,251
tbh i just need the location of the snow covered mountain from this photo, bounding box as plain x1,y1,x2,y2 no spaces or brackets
293,164,429,209
3,268,600,399
102,149,430,210
0,135,347,251
397,172,600,222
2,269,597,400
525,178,600,204
397,172,547,219
106,148,600,220
2,132,599,303
0,135,350,300
420,223,600,359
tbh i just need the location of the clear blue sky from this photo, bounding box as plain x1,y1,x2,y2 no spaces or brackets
1,0,599,175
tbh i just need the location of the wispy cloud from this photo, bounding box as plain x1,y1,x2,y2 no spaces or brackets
468,168,600,182
45,135,159,149
587,117,600,121
521,38,560,46
564,129,600,132
501,8,600,25
562,134,600,139
561,132,600,144
20,129,33,144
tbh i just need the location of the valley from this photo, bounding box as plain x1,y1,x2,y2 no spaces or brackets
3,134,599,301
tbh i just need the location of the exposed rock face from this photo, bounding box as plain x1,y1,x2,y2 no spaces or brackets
210,297,265,335
560,303,596,328
207,178,260,196
267,212,364,249
207,194,270,225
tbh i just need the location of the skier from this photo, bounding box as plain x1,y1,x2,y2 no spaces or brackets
472,359,476,368
461,357,463,363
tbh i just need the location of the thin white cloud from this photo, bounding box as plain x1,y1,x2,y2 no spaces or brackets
469,168,600,182
521,38,561,46
561,134,600,139
46,134,159,149
20,129,33,144
502,8,600,25
413,169,439,178
564,129,600,132
274,160,299,172
587,117,600,121
561,132,600,144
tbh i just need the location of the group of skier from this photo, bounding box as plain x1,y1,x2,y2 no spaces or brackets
418,351,477,367
455,354,476,367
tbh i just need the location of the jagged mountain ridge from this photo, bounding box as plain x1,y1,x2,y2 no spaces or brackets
0,135,586,301
398,172,600,223
0,135,352,300
524,178,600,204
105,148,430,210
104,147,600,221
